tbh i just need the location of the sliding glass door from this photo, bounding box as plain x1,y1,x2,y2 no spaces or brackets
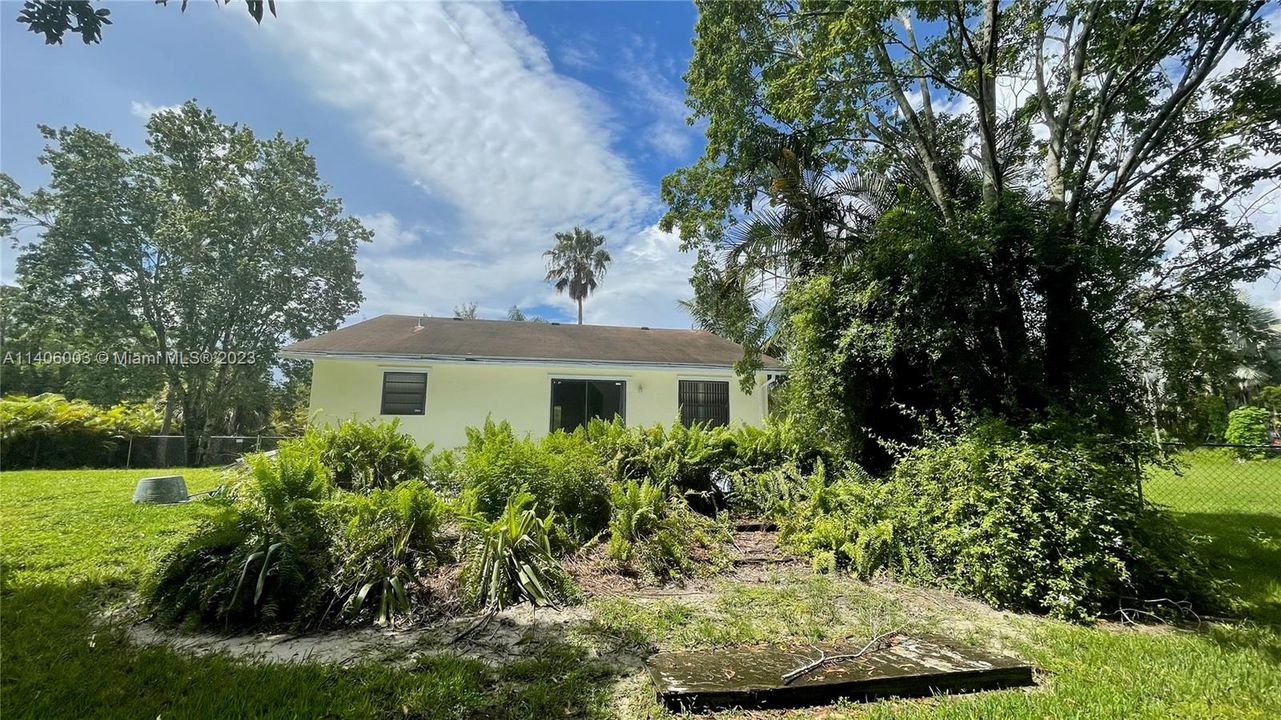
550,379,625,432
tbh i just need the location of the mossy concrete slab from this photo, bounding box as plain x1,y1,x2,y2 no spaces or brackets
646,635,1035,712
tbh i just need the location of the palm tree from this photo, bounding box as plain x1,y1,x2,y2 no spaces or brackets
544,227,610,325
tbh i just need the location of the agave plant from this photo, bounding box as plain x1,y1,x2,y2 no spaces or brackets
464,492,569,610
329,480,447,627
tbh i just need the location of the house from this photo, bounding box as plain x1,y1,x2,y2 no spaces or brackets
282,315,783,449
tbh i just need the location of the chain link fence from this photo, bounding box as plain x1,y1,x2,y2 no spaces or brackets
1142,444,1281,516
121,435,296,468
1,434,299,470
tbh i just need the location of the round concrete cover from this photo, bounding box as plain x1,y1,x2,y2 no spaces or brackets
133,475,189,504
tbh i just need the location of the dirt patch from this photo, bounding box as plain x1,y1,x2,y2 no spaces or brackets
123,529,1033,675
128,603,647,672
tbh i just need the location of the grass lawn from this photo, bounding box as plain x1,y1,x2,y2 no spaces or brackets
2,464,1280,719
1144,450,1281,625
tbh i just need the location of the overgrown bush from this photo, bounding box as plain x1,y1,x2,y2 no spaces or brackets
726,459,816,519
461,492,575,610
780,427,1221,620
327,480,450,626
1225,406,1272,457
605,478,729,582
301,419,428,491
0,393,162,468
455,419,609,542
579,416,829,513
777,461,901,578
147,446,333,627
147,432,452,629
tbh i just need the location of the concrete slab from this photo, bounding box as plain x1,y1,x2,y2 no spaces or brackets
646,634,1035,712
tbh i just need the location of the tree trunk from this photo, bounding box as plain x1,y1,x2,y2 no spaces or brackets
1041,255,1078,402
577,298,583,325
157,384,177,466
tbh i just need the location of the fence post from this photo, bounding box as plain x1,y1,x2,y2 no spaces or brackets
256,434,262,453
126,436,134,469
1132,445,1144,504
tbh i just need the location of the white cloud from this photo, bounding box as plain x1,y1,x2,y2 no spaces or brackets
255,3,695,327
557,42,599,71
357,212,431,256
615,37,700,159
129,100,180,121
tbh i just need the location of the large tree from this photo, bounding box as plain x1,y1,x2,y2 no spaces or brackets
665,0,1281,458
1,102,368,455
544,227,611,325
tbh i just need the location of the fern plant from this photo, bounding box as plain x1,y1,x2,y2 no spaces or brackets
605,479,666,562
300,419,429,491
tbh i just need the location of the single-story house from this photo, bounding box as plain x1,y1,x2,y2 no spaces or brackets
282,315,783,449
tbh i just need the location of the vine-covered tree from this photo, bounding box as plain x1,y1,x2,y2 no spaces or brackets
544,227,611,325
664,0,1281,460
1,101,368,455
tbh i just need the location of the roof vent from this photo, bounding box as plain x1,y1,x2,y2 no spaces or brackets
641,326,650,330
452,316,464,321
550,322,561,326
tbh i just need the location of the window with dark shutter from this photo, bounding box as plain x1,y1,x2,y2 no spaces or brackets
380,372,427,415
678,380,730,427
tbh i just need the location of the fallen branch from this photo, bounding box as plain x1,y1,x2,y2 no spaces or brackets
781,627,904,685
449,609,496,644
1112,597,1201,628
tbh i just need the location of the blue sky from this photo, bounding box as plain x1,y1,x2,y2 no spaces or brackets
2,1,1278,327
1,0,706,327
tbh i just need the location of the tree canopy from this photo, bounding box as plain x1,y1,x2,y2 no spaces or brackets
1,101,368,448
16,0,275,45
665,0,1281,460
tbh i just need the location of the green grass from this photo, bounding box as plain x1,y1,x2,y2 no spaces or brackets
0,469,616,719
1145,450,1281,625
3,462,1281,719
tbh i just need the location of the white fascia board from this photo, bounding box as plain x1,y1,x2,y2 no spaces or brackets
280,350,784,374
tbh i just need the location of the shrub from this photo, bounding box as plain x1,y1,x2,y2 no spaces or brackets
302,418,428,491
778,426,1221,620
777,462,899,579
461,492,575,610
149,443,453,629
327,480,450,626
605,479,667,561
723,415,835,473
147,446,333,627
538,431,611,540
580,416,833,514
605,479,729,582
1225,406,1272,457
455,419,609,542
726,459,814,519
578,418,734,515
0,393,162,468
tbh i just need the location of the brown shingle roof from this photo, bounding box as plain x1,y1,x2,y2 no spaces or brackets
283,315,782,369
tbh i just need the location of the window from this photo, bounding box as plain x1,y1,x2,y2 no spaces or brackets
550,379,625,432
380,371,427,415
679,380,730,427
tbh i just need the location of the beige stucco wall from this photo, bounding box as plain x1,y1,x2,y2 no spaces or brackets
307,358,770,449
